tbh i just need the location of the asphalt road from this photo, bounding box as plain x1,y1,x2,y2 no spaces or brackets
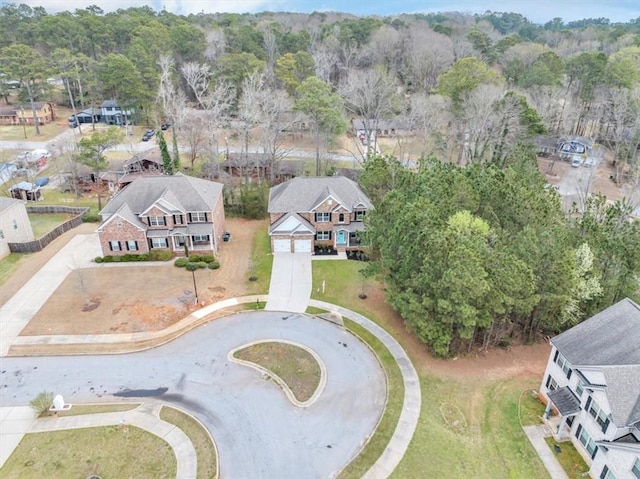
0,311,386,479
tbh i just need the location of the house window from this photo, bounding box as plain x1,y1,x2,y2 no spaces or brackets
126,240,138,251
192,235,209,245
355,210,366,221
190,212,207,222
338,213,345,222
545,375,558,391
575,380,584,398
575,424,598,459
600,466,616,479
151,238,168,248
109,240,121,251
173,215,183,225
149,216,166,226
586,397,610,433
632,458,640,479
553,350,573,379
316,231,331,240
315,212,330,222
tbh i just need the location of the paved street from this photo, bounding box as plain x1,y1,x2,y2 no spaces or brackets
0,311,386,479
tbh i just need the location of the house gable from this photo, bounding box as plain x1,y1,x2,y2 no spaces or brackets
312,194,344,213
96,207,146,233
269,213,314,236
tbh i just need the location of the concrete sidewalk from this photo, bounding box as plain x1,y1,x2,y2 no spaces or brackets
0,233,101,356
265,253,312,313
1,402,198,478
523,425,569,479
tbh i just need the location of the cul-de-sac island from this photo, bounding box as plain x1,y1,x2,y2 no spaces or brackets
0,3,639,479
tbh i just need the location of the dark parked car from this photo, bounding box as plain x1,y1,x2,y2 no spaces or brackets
223,232,231,242
141,129,156,141
161,121,172,130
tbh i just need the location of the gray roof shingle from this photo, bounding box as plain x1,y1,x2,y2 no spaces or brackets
268,176,373,213
100,173,223,217
551,298,640,366
602,365,640,426
0,196,24,213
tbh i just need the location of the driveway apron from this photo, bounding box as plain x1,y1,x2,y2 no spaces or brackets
0,234,101,356
265,252,312,313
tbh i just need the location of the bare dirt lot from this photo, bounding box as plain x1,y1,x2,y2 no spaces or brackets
17,218,266,336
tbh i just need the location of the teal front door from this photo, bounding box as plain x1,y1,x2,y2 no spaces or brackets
336,231,346,245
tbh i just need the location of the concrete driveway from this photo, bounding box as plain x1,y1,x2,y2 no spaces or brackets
0,311,386,479
0,233,101,356
265,253,312,313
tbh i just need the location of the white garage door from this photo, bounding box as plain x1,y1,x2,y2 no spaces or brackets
294,239,312,253
273,239,291,253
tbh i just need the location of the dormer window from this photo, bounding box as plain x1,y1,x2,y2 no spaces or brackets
339,213,345,222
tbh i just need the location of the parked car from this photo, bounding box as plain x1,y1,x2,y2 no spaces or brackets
69,120,78,128
223,231,231,242
571,155,584,168
161,121,172,130
141,129,156,141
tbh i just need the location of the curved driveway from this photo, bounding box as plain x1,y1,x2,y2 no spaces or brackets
0,311,386,479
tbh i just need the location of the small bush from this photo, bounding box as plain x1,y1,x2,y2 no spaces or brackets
148,250,173,261
196,261,208,269
207,260,220,269
102,255,114,263
185,262,199,271
188,254,202,262
200,254,215,263
174,257,189,267
82,213,101,223
30,391,54,417
94,256,104,263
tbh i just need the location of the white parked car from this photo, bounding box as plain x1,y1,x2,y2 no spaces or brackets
571,155,584,167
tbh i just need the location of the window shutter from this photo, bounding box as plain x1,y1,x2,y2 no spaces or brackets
329,231,332,239
575,424,582,439
109,242,113,251
553,350,559,362
585,396,592,411
126,241,130,251
567,369,572,380
314,213,317,222
602,418,609,434
134,241,138,251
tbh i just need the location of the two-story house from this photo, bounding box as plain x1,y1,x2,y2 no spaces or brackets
96,174,225,257
267,176,373,254
539,298,640,479
100,100,133,125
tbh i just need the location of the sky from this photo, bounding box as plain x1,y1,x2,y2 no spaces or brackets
7,0,640,24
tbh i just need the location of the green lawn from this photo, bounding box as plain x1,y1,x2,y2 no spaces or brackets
234,341,322,403
38,190,101,214
160,406,217,479
0,253,26,287
0,425,176,479
246,226,272,294
50,403,139,418
544,437,590,478
0,120,68,142
28,213,74,238
311,260,549,479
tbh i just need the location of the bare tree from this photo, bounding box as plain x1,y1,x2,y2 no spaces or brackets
260,24,279,86
240,71,295,183
402,27,455,94
181,61,236,169
204,28,226,62
410,93,453,160
311,35,341,84
340,67,400,160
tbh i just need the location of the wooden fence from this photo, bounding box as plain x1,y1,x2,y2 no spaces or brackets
8,206,90,253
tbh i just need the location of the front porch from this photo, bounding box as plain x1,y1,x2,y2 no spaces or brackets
543,387,581,441
333,223,364,251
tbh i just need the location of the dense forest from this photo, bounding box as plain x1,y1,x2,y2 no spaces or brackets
1,4,640,355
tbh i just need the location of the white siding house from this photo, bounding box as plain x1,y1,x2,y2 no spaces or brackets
539,298,640,479
0,197,34,258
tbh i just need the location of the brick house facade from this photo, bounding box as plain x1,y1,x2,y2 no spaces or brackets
539,298,640,479
97,174,225,257
267,176,372,254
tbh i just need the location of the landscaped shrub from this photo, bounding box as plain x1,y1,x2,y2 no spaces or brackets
188,254,202,262
195,261,208,269
207,260,220,269
174,257,189,267
30,391,54,417
148,250,173,261
200,254,215,263
185,262,199,271
94,256,104,263
82,212,101,223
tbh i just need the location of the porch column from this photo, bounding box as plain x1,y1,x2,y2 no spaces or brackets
210,234,215,254
555,416,568,440
543,402,553,420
